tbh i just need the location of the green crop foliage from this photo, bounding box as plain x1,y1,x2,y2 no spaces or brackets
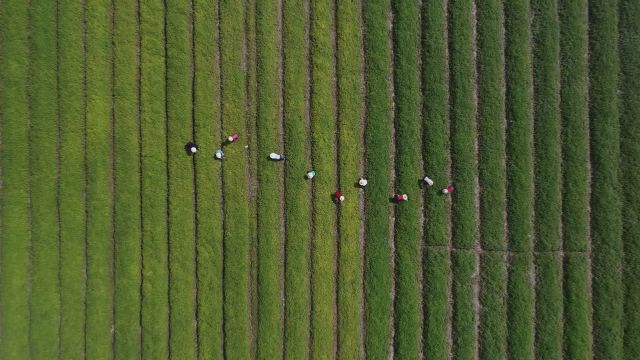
140,0,169,357
505,0,533,253
534,254,563,359
422,0,450,248
393,0,423,358
336,0,364,357
477,0,506,251
620,0,640,358
282,0,312,358
85,0,115,356
589,1,623,358
220,0,252,357
193,0,224,358
0,0,30,357
309,0,338,357
452,250,476,360
507,254,534,360
256,0,285,357
113,0,142,356
166,0,197,357
362,0,394,358
563,255,592,360
58,0,87,356
532,0,561,252
423,248,451,360
29,0,61,357
449,0,477,249
479,254,507,359
559,0,589,252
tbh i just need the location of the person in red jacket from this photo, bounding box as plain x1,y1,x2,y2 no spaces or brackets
442,185,454,194
334,191,345,203
227,133,239,143
394,193,408,202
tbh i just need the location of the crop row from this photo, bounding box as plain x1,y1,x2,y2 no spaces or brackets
140,0,170,357
479,254,507,359
476,0,506,251
392,0,423,358
0,0,31,357
219,0,252,357
588,0,623,359
452,250,476,360
58,0,88,356
255,0,285,357
113,0,142,357
85,0,115,356
507,254,534,360
531,0,563,358
558,0,591,357
620,0,640,357
362,0,394,358
336,0,365,358
282,0,312,357
29,0,61,357
309,0,338,357
193,0,224,357
448,0,476,250
422,0,449,249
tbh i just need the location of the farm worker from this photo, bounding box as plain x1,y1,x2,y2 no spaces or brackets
358,178,368,187
269,153,285,161
334,191,345,203
442,185,455,194
422,176,434,187
228,133,239,143
394,193,408,202
214,149,224,160
186,142,198,154
306,170,316,179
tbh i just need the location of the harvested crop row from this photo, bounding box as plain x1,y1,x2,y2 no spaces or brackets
534,254,563,359
362,0,394,358
452,250,476,360
29,0,61,357
0,0,30,357
563,255,591,359
392,0,423,358
422,0,449,248
309,0,338,357
448,0,477,250
476,0,506,251
504,0,533,253
335,0,364,357
506,254,534,360
588,0,623,358
532,0,561,252
193,0,224,358
85,0,115,356
282,0,312,357
58,0,87,356
559,0,589,253
479,253,507,359
139,0,169,357
219,0,252,356
423,248,451,360
620,0,640,357
113,0,142,356
255,0,285,356
166,0,197,357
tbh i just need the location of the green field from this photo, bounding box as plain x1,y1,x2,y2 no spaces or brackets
1,0,639,358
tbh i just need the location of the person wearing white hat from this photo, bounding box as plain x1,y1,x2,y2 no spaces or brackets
214,149,224,160
186,142,198,154
358,178,368,187
422,176,434,187
269,153,285,161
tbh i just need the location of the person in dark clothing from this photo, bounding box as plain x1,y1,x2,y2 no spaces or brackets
185,142,198,155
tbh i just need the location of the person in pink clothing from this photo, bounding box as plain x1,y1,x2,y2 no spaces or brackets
227,133,239,143
394,193,408,202
442,185,454,194
334,191,345,203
